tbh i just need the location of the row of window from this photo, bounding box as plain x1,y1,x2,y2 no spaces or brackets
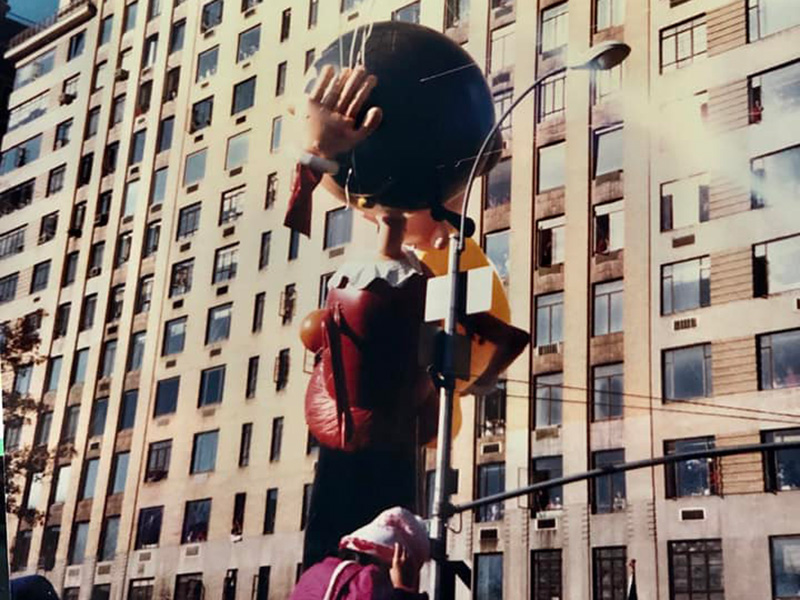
472,427,798,524
476,535,800,600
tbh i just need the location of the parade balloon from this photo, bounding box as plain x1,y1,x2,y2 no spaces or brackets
300,309,327,353
307,21,502,212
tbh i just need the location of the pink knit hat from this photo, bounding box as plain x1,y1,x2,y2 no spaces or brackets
339,507,431,567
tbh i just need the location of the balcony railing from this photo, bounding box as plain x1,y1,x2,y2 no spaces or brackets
7,0,96,54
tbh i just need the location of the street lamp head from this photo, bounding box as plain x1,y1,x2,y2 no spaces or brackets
568,40,631,71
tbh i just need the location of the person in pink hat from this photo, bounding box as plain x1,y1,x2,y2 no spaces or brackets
291,507,431,600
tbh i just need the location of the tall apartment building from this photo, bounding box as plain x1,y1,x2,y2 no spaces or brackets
1,0,799,599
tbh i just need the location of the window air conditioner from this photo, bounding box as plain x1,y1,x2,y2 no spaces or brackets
89,267,101,277
58,93,76,105
115,69,129,82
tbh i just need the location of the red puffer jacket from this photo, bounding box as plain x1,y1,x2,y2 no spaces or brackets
290,558,428,600
305,272,437,452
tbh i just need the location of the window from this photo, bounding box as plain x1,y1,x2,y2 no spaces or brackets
288,230,301,261
155,377,180,416
0,135,42,175
754,234,800,296
201,0,223,31
239,423,253,466
177,203,202,239
196,46,218,82
246,356,259,398
474,553,503,600
67,30,86,60
761,429,800,492
111,94,126,126
156,117,174,153
191,97,213,133
305,48,316,73
530,456,563,514
476,382,506,438
594,199,624,255
71,348,90,385
164,66,181,100
118,390,138,431
13,364,32,396
253,292,266,332
127,331,146,372
663,344,712,401
668,539,724,599
749,60,800,127
191,431,219,474
142,34,159,68
79,294,97,330
273,61,289,97
751,145,800,209
163,317,187,356
175,575,204,600
300,484,313,530
213,245,239,283
476,462,504,522
660,15,707,73
660,174,709,231
265,173,279,208
541,2,568,53
534,293,563,348
226,131,250,170
595,0,624,31
89,397,108,437
115,232,133,268
109,452,129,494
216,187,244,225
748,0,800,41
170,19,186,53
592,449,626,514
537,70,566,122
259,231,272,269
661,257,710,316
54,119,73,149
53,464,73,501
393,1,420,23
484,229,510,285
98,517,120,563
324,207,353,248
318,273,334,308
594,126,623,177
40,526,60,571
275,348,290,390
0,272,18,304
238,25,261,62
489,26,514,73
94,326,114,363
593,279,623,336
537,215,565,268
142,223,160,260
270,417,284,461
93,61,109,92
230,493,246,538
665,437,718,498
151,167,168,206
124,1,139,31
146,440,171,482
308,0,319,26
14,48,55,90
206,304,232,344
168,261,193,299
595,63,623,104
589,363,624,422
270,116,283,152
30,260,50,293
280,8,292,41
79,458,100,499
534,373,562,428
9,92,48,133
199,366,225,406
68,522,90,564
0,179,35,215
485,159,511,209
531,551,561,600
537,142,565,193
184,150,207,186
759,329,800,390
264,488,278,534
593,547,627,600
45,357,63,393
136,508,163,551
0,226,25,259
771,536,800,599
232,78,257,115
281,284,296,325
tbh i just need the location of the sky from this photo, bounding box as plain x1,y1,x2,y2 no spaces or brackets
8,0,58,25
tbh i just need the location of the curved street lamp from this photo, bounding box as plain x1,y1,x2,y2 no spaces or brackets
429,39,632,600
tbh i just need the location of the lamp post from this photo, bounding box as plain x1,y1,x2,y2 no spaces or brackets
428,40,631,600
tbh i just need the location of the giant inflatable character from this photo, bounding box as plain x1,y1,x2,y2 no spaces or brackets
285,22,527,569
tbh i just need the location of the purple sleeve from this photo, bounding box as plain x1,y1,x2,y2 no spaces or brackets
340,566,427,600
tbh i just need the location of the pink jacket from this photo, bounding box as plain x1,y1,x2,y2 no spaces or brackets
290,557,427,600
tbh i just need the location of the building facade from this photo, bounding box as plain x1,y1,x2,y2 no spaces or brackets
1,0,799,599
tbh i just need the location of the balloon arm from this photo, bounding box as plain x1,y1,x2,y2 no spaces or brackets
460,313,529,395
284,163,323,237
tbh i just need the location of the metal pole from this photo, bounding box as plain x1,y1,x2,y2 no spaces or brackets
451,441,800,513
429,235,460,598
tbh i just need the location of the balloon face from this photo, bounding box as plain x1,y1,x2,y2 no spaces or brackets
307,21,502,212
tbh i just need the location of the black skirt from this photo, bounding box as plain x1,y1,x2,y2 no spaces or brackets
302,444,418,570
